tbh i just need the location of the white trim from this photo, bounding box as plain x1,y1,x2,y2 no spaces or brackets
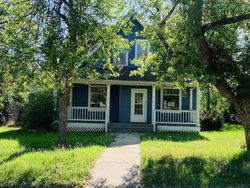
74,79,198,87
155,110,196,124
88,84,91,107
179,90,182,110
67,106,106,122
152,85,156,132
189,88,193,110
105,84,111,132
160,88,182,110
130,88,147,122
196,88,200,127
157,125,200,132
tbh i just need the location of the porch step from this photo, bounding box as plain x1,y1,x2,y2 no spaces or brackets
108,123,153,132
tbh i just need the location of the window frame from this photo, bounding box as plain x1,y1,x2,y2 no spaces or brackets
135,39,150,59
88,85,107,108
160,88,182,111
113,49,129,66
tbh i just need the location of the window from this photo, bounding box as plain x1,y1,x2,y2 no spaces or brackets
135,39,149,59
114,49,128,66
134,93,143,115
161,89,180,110
90,86,107,108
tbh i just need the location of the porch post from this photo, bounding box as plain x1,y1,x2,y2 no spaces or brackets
152,85,156,132
105,84,111,132
196,87,200,127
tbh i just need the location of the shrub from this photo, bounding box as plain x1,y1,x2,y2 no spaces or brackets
22,91,53,130
200,111,224,131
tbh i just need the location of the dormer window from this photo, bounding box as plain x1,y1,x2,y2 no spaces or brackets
114,49,129,66
135,39,149,59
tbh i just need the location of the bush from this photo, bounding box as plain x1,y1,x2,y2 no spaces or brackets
22,91,53,130
200,111,224,131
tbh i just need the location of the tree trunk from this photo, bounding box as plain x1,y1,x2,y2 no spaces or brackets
243,123,250,150
234,100,250,150
58,89,70,147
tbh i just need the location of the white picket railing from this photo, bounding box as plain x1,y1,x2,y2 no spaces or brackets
67,107,106,122
155,110,197,125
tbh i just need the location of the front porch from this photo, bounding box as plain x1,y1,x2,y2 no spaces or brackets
67,107,199,132
67,80,200,132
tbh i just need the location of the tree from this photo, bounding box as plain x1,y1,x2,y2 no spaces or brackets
0,1,38,121
135,0,250,149
1,0,127,146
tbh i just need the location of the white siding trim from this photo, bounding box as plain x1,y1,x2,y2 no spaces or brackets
105,84,111,132
196,88,200,127
74,79,198,87
152,85,156,132
88,84,91,107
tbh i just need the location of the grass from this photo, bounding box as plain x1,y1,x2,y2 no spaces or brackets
0,127,113,187
140,123,250,187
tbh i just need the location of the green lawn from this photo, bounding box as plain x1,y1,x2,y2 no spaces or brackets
0,127,113,187
140,124,250,187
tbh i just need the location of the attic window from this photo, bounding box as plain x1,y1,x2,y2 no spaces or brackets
114,49,128,66
135,39,149,59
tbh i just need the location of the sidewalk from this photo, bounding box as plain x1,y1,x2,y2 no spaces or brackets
86,133,141,188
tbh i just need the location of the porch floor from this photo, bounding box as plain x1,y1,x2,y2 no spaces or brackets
108,123,153,132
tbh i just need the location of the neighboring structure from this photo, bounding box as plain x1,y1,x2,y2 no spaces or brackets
67,17,200,132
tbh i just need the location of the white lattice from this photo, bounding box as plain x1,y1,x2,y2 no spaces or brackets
67,122,105,132
67,126,104,132
157,125,200,133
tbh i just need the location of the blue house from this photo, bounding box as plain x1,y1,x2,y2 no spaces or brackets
67,17,200,132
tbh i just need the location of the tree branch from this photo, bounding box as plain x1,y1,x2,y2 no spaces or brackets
159,4,177,28
54,0,68,23
203,14,250,32
214,78,238,104
156,4,178,53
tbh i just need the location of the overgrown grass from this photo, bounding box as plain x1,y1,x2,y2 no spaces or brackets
140,123,250,187
0,127,113,187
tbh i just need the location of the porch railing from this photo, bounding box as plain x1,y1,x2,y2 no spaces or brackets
67,107,106,122
155,110,197,125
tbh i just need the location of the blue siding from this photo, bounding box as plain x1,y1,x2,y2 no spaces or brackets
192,89,197,110
182,89,189,110
118,86,152,123
119,86,131,123
146,87,152,123
72,84,88,106
156,89,161,109
110,85,119,122
119,19,144,69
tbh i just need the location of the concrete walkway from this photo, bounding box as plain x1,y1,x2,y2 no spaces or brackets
86,133,141,188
